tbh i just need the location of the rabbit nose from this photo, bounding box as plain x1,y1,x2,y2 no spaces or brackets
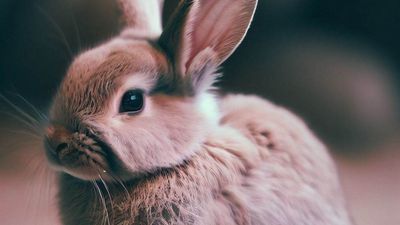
45,125,71,154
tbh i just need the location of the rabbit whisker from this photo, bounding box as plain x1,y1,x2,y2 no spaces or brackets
0,94,43,130
108,172,132,200
0,111,40,133
70,11,82,52
44,167,55,221
11,92,48,122
0,128,41,140
98,173,115,222
92,180,111,225
21,155,48,223
89,182,99,220
34,4,74,58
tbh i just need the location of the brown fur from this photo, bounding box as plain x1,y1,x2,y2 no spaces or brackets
44,0,352,224
58,95,351,225
51,40,169,122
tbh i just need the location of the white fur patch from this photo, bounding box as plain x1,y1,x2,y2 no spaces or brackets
196,92,220,126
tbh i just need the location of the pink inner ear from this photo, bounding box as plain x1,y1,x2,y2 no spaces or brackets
192,0,232,51
184,0,256,72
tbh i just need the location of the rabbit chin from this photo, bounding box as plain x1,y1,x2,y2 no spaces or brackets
50,159,113,181
62,166,108,181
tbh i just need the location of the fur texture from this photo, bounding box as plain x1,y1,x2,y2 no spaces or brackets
43,0,352,224
118,0,164,38
58,95,351,225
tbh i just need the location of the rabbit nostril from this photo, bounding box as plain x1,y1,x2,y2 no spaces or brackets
45,125,55,137
56,143,68,153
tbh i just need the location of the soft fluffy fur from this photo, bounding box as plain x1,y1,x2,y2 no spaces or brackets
58,95,351,225
44,0,352,224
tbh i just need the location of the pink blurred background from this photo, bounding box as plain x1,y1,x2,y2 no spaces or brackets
1,0,399,224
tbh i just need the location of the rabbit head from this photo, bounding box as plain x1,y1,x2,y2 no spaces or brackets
44,0,257,181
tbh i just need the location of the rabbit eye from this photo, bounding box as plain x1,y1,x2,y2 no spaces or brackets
119,90,144,113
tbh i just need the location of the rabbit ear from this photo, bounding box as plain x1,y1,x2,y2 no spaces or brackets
118,0,164,38
159,0,257,82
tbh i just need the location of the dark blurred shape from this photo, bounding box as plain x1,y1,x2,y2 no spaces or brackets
0,0,122,108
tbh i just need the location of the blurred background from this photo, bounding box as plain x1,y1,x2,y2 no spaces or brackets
0,0,399,224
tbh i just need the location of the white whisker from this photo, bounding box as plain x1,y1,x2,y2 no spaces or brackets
0,111,41,134
0,128,41,140
0,94,41,125
12,93,48,122
70,11,82,52
98,174,115,222
35,4,74,58
109,173,131,200
93,181,111,225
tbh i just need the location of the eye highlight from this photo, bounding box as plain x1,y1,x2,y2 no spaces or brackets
119,90,144,114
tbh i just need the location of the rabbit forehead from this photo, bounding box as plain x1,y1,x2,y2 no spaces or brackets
53,39,168,120
66,39,168,82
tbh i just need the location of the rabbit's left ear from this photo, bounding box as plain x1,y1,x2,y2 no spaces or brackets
118,0,164,38
159,0,257,92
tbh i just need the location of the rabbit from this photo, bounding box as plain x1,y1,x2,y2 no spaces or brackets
44,0,353,224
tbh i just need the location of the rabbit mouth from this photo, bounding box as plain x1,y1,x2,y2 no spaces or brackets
45,131,111,180
58,142,107,173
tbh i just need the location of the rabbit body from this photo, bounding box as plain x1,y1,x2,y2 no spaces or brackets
58,95,351,225
44,0,352,224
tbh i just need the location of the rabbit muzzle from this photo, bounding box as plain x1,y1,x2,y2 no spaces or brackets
44,125,110,180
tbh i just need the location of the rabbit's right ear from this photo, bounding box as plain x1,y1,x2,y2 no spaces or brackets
159,0,257,93
118,0,164,38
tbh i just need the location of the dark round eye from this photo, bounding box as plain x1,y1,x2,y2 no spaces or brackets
119,90,144,113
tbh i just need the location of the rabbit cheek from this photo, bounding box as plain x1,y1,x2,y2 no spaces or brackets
99,118,195,175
